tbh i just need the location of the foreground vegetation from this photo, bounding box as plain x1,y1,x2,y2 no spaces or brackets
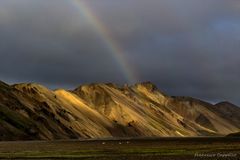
0,137,239,159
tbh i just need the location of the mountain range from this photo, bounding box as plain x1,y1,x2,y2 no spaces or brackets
0,80,240,140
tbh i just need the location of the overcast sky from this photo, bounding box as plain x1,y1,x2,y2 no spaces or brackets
0,0,240,105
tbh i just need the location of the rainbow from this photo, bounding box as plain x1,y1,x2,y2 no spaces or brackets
70,0,138,84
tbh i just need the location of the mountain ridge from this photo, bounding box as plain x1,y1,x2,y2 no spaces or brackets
0,80,239,140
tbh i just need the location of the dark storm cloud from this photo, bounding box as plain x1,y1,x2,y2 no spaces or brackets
0,0,129,87
0,0,240,105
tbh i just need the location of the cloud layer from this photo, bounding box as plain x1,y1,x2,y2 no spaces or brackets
0,0,240,104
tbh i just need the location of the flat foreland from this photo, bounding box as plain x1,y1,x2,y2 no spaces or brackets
0,137,239,160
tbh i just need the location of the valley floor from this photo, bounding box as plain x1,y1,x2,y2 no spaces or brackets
0,137,239,160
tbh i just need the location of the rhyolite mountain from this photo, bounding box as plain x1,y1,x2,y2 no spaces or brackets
0,80,239,140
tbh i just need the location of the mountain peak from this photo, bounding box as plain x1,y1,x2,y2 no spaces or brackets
12,83,53,96
135,81,158,92
0,81,11,92
0,80,9,87
13,83,48,90
215,101,238,107
75,82,119,90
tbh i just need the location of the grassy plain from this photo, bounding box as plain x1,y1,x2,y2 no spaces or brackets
0,137,239,160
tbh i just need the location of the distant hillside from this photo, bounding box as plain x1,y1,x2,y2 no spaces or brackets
227,132,240,137
0,80,240,140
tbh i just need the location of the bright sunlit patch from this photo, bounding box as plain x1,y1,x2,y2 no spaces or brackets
175,131,184,137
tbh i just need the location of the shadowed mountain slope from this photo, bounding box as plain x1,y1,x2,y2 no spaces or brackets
0,81,239,140
227,132,240,137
